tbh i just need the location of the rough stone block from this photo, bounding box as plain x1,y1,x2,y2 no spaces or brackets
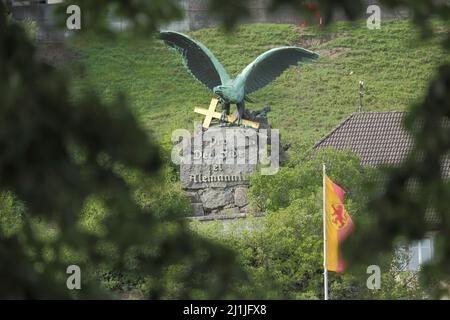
200,188,234,210
234,187,249,207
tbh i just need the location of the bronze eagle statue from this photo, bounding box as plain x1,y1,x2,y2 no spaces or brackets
160,31,319,125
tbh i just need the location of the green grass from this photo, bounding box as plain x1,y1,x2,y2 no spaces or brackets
68,20,449,148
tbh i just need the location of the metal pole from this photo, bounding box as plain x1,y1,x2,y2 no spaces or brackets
323,163,329,300
358,80,364,112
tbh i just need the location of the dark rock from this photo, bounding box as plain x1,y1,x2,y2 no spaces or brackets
191,203,204,216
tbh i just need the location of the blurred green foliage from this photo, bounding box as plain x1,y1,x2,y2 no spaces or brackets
0,2,247,299
1,0,449,299
347,64,450,298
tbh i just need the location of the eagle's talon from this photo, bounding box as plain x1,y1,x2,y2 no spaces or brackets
232,115,242,126
219,110,228,126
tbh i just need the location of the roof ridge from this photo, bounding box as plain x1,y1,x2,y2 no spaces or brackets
356,111,406,114
313,113,356,149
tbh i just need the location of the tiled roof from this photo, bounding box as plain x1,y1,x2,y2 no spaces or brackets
314,112,414,167
314,111,450,174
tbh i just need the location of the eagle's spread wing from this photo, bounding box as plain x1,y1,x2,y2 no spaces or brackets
160,31,230,90
238,47,319,95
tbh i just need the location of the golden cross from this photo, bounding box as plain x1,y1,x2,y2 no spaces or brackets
194,98,260,129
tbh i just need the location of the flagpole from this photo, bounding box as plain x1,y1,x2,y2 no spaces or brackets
322,163,329,300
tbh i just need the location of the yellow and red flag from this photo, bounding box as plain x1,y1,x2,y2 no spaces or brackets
325,176,354,273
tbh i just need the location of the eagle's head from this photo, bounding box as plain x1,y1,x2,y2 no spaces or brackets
213,85,239,103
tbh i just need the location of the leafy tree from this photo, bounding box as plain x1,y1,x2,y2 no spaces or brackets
195,149,428,299
1,0,449,299
0,2,247,299
242,0,450,298
347,65,450,298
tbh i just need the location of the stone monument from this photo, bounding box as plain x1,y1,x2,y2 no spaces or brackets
174,98,280,216
160,30,318,216
179,124,272,215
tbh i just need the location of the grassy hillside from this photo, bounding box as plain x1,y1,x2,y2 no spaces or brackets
68,20,449,148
